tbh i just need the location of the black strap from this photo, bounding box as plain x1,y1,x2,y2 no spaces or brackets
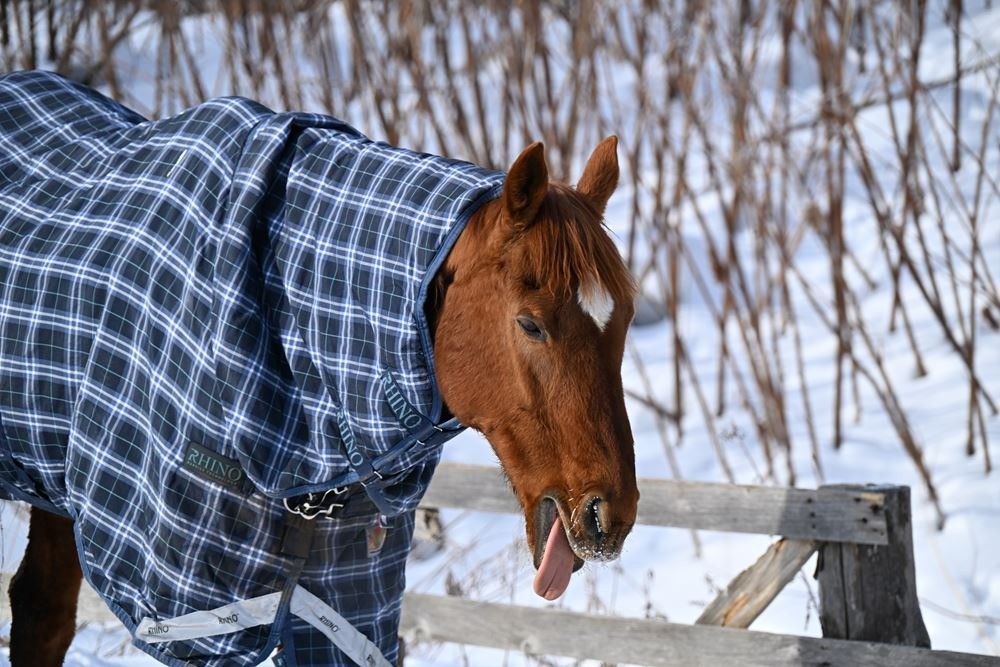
279,513,316,560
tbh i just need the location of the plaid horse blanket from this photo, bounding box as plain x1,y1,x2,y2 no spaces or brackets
0,71,503,666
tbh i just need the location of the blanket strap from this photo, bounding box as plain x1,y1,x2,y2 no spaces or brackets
279,512,316,560
135,510,391,667
135,584,391,667
333,411,399,516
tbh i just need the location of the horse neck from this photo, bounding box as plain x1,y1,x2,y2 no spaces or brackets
424,201,496,420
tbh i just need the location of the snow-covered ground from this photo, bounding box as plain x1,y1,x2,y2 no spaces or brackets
1,2,998,665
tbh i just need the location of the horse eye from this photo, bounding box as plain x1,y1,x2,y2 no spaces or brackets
516,316,546,341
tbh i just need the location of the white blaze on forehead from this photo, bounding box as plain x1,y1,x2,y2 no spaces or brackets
577,281,615,330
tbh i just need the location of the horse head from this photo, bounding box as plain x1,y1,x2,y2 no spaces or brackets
429,137,638,600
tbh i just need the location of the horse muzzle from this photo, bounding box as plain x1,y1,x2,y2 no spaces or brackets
532,492,634,569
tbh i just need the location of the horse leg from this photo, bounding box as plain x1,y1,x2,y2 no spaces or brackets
8,509,82,666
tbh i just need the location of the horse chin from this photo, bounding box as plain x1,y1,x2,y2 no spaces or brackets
532,496,584,572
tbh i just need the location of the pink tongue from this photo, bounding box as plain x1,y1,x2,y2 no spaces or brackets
533,515,575,600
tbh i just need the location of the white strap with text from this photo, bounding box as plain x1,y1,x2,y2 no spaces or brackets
137,592,282,644
289,586,391,667
135,586,391,667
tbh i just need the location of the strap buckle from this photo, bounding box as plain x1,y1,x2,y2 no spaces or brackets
283,486,350,520
359,468,385,488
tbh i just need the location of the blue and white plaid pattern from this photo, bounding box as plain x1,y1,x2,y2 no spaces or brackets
0,71,504,666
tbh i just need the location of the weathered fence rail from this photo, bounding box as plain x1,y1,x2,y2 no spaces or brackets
421,463,889,544
402,463,1000,666
401,595,997,667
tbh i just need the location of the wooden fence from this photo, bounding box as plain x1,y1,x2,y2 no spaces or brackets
400,463,1000,667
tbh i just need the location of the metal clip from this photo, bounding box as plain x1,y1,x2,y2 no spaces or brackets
282,486,350,520
359,469,385,487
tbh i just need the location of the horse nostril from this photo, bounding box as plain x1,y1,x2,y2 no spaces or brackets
582,495,609,543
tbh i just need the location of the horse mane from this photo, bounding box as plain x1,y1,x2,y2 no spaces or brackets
518,182,636,306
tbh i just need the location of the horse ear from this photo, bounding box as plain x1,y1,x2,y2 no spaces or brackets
576,136,619,216
504,142,549,229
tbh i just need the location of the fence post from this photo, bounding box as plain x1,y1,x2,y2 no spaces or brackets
815,484,930,647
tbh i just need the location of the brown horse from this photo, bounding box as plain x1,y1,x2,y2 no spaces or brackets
7,137,637,665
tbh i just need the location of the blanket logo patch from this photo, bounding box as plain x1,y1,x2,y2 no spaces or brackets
183,442,245,491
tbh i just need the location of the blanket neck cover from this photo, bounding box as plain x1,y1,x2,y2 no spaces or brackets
0,71,504,666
